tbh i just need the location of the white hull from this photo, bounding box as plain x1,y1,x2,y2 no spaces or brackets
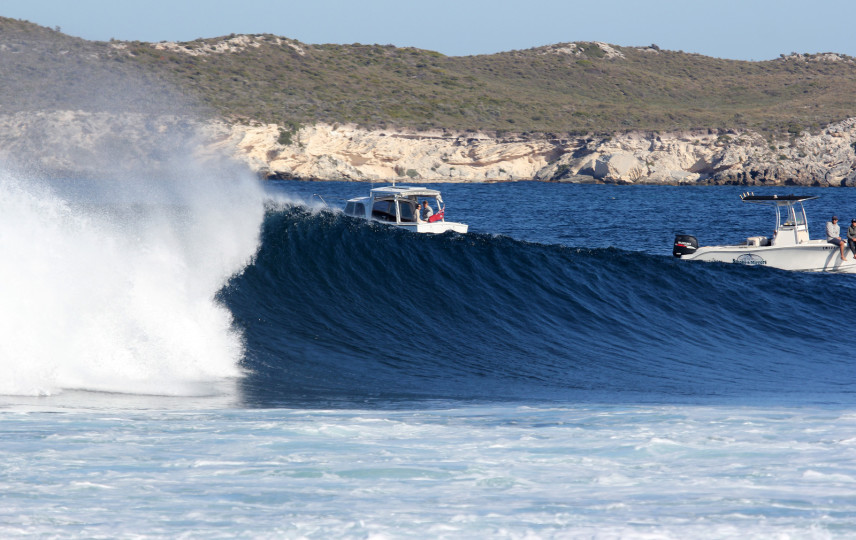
394,221,468,234
683,241,856,273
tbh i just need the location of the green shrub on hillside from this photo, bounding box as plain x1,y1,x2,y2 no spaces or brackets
4,17,856,137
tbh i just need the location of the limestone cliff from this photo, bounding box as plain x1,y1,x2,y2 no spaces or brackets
223,123,563,182
224,119,856,186
3,111,856,186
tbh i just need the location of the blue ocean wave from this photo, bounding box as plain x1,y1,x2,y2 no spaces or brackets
219,204,856,406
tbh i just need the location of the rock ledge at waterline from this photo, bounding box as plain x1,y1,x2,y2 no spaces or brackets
225,118,856,186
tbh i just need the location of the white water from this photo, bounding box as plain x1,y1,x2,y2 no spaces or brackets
0,157,266,396
1,403,853,539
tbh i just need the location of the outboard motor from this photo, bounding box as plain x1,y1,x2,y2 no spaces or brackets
673,234,698,257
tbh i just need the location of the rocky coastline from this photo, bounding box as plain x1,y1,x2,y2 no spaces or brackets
3,111,856,186
226,118,856,186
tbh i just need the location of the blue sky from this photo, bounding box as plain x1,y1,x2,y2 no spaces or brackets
3,0,854,61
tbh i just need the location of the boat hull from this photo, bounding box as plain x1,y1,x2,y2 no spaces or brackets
394,221,468,234
681,241,856,273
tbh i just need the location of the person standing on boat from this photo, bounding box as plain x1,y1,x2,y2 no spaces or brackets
421,200,433,222
826,216,847,260
412,201,422,223
848,218,856,258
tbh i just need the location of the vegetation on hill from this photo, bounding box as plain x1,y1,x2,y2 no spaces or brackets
3,17,856,137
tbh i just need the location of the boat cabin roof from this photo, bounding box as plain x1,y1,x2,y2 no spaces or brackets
740,193,818,205
370,186,442,198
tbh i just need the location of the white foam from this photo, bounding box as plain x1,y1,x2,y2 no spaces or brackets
0,154,265,396
1,404,851,538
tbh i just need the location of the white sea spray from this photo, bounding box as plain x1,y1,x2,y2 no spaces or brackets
0,152,266,396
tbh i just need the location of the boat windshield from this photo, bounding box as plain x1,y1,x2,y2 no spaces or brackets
778,203,806,228
344,201,365,217
371,199,397,222
371,197,422,223
398,200,418,222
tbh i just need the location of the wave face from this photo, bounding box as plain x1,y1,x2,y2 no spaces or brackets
223,202,856,406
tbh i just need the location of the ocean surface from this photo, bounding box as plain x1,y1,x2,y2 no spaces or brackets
3,177,856,538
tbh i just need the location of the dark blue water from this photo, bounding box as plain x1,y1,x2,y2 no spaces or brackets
220,181,856,407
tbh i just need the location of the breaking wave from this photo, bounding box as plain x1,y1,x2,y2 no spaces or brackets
221,206,856,406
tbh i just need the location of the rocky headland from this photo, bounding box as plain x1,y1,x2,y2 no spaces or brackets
223,118,856,186
3,111,856,186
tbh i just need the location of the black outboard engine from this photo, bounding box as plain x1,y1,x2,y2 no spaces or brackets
672,234,698,257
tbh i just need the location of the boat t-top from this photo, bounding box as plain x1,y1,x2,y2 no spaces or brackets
673,193,856,273
343,184,468,234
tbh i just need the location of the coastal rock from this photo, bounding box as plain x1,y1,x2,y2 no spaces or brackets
3,111,856,187
223,122,562,182
593,153,646,182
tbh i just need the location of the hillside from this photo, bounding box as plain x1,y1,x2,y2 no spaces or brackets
3,16,856,185
138,36,856,136
3,16,856,136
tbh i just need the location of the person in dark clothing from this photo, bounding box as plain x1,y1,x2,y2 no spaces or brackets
847,218,856,258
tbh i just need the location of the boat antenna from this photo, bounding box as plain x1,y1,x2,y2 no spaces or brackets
311,193,328,207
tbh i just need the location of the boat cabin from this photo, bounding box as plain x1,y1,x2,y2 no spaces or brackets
345,186,443,223
740,194,816,247
343,185,468,234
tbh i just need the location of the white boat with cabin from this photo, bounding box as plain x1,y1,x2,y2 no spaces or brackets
672,193,856,273
343,185,468,234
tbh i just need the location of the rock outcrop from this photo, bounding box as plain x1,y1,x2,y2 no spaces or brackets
3,111,856,186
219,122,563,182
224,119,856,186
